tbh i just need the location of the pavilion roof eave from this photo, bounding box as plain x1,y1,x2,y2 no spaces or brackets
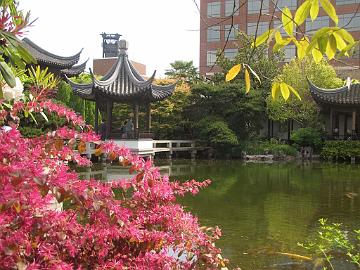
308,79,360,105
22,38,83,68
64,75,95,101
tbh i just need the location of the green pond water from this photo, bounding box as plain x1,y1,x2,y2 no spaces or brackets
81,160,360,269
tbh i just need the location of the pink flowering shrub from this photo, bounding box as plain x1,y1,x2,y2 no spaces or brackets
0,99,229,269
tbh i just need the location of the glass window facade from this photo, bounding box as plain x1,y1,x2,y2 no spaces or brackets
248,0,269,14
275,0,297,10
207,50,218,66
305,16,329,33
224,48,238,60
225,24,239,40
207,26,221,42
338,13,360,31
207,1,221,18
247,21,270,36
273,20,286,35
225,0,240,16
282,45,296,61
336,0,359,5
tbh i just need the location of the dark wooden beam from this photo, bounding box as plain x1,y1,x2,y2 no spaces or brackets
95,101,99,134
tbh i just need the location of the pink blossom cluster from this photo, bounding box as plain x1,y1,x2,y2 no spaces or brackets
0,100,230,269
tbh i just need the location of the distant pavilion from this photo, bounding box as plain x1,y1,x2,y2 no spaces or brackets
66,40,176,139
309,80,360,139
21,38,87,77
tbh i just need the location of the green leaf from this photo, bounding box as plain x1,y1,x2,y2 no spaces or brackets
282,7,294,36
225,64,241,82
275,31,283,44
0,86,2,99
332,32,347,51
252,29,274,48
0,61,15,87
280,82,290,101
287,84,302,100
306,27,332,54
325,34,337,60
310,0,319,20
318,35,329,54
294,0,312,25
320,0,338,25
29,111,38,124
295,38,309,59
244,67,250,93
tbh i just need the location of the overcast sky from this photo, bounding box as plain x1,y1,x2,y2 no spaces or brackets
19,0,200,77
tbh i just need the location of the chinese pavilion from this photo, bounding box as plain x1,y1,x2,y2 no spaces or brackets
21,38,87,77
309,80,360,139
66,40,176,139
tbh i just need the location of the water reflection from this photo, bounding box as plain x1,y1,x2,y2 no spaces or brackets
78,160,360,270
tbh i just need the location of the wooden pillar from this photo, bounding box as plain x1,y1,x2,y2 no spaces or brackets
146,103,151,133
106,100,112,139
133,104,139,139
267,119,271,139
271,120,274,138
329,107,333,138
95,101,99,134
351,110,356,133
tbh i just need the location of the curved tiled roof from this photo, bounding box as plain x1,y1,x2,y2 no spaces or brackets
22,38,82,68
67,40,176,103
61,59,88,77
308,80,360,105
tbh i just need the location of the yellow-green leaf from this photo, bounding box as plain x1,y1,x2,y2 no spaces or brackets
252,29,274,48
332,32,347,51
245,67,250,93
295,38,309,59
271,82,280,99
287,84,302,100
282,7,293,36
325,34,337,60
225,64,241,82
312,45,323,63
310,0,319,20
319,0,338,25
294,1,312,25
336,29,355,44
275,31,283,44
280,82,290,101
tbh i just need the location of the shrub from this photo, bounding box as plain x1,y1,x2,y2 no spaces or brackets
0,100,229,269
321,141,360,160
196,117,238,147
244,140,297,157
290,127,322,150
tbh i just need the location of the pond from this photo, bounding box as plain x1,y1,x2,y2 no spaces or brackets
79,160,360,269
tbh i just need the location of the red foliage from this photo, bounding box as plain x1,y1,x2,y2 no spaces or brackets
0,100,229,269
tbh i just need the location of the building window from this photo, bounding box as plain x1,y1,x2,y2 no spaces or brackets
247,21,270,36
225,24,239,40
224,48,238,60
338,13,360,31
282,45,296,61
336,0,359,5
207,50,218,66
207,1,221,18
305,16,329,33
248,0,269,14
273,20,286,35
207,26,221,42
225,0,240,16
274,0,297,10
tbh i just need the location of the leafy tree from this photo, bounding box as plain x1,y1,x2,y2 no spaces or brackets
267,58,343,126
56,74,96,125
151,78,192,139
225,0,358,101
165,60,200,84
